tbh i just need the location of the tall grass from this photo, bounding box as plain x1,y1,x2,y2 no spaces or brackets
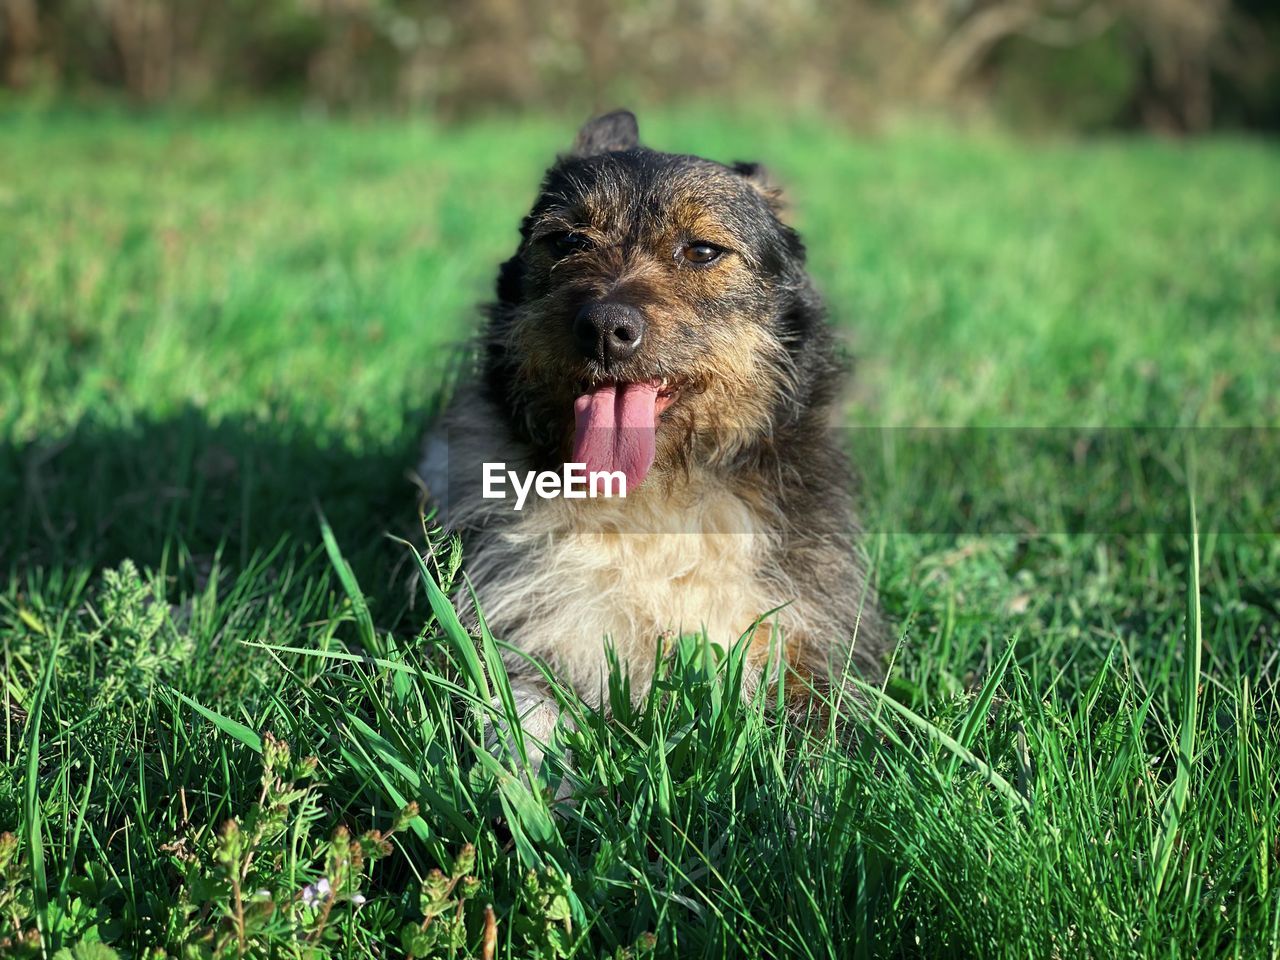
1,110,1278,957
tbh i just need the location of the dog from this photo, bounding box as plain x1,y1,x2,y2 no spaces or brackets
419,110,884,760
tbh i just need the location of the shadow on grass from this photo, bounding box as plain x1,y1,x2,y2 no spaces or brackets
1,406,426,617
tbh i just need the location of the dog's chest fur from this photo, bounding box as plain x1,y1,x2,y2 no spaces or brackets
459,467,785,701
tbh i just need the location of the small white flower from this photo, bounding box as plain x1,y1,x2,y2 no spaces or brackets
300,877,332,908
350,892,367,908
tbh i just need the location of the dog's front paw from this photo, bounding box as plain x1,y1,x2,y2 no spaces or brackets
487,682,576,808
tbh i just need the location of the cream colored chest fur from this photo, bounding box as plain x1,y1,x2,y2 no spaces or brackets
462,470,788,702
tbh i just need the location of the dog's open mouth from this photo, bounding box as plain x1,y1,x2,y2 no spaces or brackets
571,379,679,490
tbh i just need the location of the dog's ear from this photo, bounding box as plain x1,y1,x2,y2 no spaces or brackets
731,161,785,211
570,109,640,157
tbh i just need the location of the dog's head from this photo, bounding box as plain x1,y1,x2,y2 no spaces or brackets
483,110,838,489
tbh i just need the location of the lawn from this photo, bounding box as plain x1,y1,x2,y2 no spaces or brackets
1,107,1278,958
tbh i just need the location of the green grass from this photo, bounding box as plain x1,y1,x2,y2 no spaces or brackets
2,107,1279,958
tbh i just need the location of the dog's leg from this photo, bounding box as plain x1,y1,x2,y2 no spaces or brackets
487,679,574,802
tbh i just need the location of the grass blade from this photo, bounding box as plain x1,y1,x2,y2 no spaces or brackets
944,635,1018,780
317,509,377,652
1152,484,1202,896
849,676,1031,814
241,640,417,675
392,534,492,702
165,687,263,753
24,631,59,936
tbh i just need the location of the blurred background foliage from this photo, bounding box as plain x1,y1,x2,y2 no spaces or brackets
1,0,1277,133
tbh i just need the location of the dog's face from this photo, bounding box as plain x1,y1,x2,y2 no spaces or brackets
485,111,831,488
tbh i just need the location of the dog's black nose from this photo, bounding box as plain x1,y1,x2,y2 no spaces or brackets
574,302,645,363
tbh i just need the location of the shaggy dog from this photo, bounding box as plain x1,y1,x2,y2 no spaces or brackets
419,110,884,757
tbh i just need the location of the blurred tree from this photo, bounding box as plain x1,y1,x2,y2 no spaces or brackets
0,0,1275,132
102,0,174,102
920,0,1276,132
0,0,39,88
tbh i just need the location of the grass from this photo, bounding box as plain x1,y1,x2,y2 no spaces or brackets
1,106,1279,958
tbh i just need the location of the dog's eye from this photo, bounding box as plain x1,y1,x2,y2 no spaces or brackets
552,232,594,256
680,242,724,265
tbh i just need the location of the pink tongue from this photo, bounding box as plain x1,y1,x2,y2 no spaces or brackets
572,382,660,491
